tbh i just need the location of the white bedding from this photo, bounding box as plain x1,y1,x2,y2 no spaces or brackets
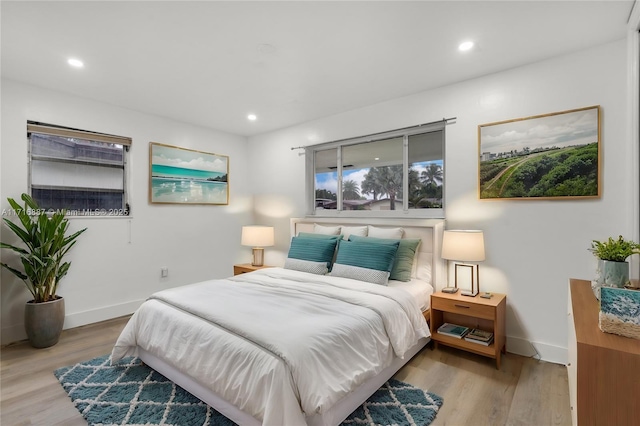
111,268,429,426
388,278,434,312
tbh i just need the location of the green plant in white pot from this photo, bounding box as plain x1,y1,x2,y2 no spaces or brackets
589,235,640,299
0,194,86,348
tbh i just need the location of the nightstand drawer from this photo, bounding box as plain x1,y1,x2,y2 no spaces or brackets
431,297,494,320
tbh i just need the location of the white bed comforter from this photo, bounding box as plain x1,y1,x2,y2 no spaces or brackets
111,268,430,425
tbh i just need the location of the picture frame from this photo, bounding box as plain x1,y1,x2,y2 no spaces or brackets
149,142,229,205
478,105,600,200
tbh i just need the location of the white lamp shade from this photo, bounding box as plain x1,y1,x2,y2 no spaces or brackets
241,226,275,247
441,230,485,262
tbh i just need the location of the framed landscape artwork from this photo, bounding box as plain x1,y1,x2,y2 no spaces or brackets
149,142,229,205
478,105,600,200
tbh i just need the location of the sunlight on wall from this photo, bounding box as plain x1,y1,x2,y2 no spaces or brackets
225,195,252,214
254,195,296,218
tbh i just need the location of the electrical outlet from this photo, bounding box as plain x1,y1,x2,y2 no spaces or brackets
161,267,168,278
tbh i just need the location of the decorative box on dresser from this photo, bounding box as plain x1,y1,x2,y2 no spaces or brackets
567,279,640,426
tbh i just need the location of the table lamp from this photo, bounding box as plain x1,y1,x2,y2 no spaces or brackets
241,226,275,267
441,230,485,296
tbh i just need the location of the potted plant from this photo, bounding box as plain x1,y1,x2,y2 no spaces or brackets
589,235,640,298
0,194,86,348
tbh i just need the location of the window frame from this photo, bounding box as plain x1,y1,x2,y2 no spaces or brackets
306,121,446,218
27,121,132,217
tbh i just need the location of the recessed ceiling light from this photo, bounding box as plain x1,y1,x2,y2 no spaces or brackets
247,114,257,121
458,41,474,52
67,58,84,68
374,157,380,161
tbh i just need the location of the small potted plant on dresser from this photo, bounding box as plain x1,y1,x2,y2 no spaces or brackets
0,194,86,348
589,235,640,299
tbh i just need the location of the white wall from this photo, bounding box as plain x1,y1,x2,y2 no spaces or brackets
0,80,254,344
248,39,632,364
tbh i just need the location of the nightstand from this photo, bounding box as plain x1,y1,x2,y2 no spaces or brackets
233,263,273,276
430,291,506,369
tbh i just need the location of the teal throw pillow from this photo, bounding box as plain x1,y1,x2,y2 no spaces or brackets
287,236,339,267
334,239,399,273
349,235,421,282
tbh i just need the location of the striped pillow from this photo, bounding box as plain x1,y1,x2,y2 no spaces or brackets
287,236,339,267
349,235,421,282
334,239,399,272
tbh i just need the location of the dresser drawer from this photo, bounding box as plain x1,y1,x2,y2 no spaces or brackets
431,297,495,320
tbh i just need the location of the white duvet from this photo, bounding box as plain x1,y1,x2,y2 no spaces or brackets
111,268,430,425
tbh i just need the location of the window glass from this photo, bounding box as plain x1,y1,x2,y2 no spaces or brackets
308,122,445,217
342,137,403,211
408,130,444,209
314,148,337,209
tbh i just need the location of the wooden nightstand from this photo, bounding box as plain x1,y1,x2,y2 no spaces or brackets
430,291,506,369
233,263,273,276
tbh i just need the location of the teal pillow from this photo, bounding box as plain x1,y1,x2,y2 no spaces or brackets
287,236,339,267
349,235,421,282
334,239,399,273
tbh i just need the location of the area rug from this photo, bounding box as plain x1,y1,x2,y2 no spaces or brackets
55,355,443,426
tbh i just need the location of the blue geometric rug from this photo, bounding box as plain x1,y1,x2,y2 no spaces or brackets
55,355,443,426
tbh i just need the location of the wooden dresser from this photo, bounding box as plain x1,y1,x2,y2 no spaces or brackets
567,279,640,426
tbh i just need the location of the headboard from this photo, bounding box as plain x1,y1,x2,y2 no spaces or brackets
290,217,447,290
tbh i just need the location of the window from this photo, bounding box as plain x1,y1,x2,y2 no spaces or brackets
27,122,131,216
307,121,445,217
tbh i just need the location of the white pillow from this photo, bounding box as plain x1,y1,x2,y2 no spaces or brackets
414,252,432,282
314,223,341,235
367,225,404,239
340,225,368,240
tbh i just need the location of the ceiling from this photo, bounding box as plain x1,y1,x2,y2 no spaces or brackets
1,1,634,137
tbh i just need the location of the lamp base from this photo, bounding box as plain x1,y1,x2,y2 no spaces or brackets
460,290,479,297
251,247,264,267
442,287,458,294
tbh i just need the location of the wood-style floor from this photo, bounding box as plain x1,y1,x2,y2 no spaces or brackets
1,316,571,426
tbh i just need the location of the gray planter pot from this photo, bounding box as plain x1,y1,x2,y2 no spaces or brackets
598,260,630,287
593,260,630,299
24,297,65,348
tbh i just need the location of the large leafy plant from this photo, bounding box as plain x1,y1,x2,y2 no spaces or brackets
590,235,640,263
0,194,86,302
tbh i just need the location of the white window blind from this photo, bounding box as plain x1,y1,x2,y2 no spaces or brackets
27,122,131,216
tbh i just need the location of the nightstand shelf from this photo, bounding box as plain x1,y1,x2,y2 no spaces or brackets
430,291,506,369
233,263,273,276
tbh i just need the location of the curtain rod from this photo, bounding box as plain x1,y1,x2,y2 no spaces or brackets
290,116,456,150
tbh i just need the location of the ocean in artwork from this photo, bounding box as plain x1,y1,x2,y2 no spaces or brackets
151,164,228,204
600,287,640,325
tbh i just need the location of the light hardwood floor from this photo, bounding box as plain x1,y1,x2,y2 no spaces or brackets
1,316,571,426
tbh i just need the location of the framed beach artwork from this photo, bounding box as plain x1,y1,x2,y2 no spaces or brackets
149,143,229,205
478,105,600,200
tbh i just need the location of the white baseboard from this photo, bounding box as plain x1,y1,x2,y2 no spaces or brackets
507,335,568,365
1,299,143,346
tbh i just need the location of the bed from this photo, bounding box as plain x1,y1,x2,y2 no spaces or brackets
111,218,445,426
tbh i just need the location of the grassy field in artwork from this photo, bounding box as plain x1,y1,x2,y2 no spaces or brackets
479,143,598,199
